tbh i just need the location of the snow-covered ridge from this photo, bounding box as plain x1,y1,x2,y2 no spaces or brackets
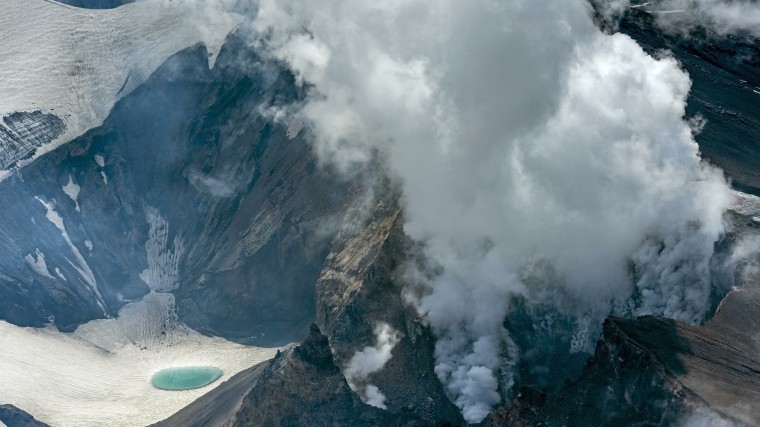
0,0,242,181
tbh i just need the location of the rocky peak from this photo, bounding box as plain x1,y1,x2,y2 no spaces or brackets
293,323,340,374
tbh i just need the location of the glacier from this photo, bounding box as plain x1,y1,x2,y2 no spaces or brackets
0,292,281,427
0,0,241,180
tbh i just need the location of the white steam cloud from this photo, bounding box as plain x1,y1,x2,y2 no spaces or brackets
343,323,400,409
680,408,741,427
246,0,733,422
626,0,760,37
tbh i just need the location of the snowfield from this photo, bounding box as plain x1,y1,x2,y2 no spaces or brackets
0,293,280,427
0,0,241,181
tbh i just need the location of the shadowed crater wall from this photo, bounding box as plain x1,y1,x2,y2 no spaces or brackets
0,33,356,345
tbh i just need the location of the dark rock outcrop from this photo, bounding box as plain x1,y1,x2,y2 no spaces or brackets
153,324,406,427
55,0,133,8
0,110,65,170
479,388,547,427
0,405,49,427
541,316,725,426
487,286,760,426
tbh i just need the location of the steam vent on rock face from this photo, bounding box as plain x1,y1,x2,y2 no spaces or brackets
1,0,759,426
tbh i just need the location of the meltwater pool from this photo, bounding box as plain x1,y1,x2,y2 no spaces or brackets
150,366,223,391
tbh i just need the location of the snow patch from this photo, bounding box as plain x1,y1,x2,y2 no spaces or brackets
730,191,760,217
94,154,105,168
24,249,53,279
140,206,184,292
62,174,80,212
35,196,106,314
286,117,304,140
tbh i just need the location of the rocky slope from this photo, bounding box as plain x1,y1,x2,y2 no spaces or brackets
0,32,356,343
152,324,405,427
314,187,463,423
149,185,464,426
485,285,760,426
480,203,760,426
150,198,760,427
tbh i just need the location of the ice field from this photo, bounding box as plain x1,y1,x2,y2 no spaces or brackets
0,0,241,180
0,293,279,426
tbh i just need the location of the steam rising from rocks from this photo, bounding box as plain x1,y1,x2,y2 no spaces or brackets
612,0,760,37
344,323,400,409
655,0,760,37
240,0,734,421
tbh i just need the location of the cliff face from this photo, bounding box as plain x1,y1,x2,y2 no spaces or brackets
314,189,463,423
543,316,732,426
480,206,760,426
483,287,760,427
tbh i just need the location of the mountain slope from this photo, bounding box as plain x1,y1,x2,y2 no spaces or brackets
153,324,404,427
0,30,358,344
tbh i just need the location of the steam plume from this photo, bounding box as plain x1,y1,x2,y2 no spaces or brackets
344,323,400,409
244,0,733,421
615,0,760,37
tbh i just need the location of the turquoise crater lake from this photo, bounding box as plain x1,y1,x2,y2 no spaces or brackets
150,366,223,391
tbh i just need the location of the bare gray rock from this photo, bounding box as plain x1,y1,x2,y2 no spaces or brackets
0,405,49,427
